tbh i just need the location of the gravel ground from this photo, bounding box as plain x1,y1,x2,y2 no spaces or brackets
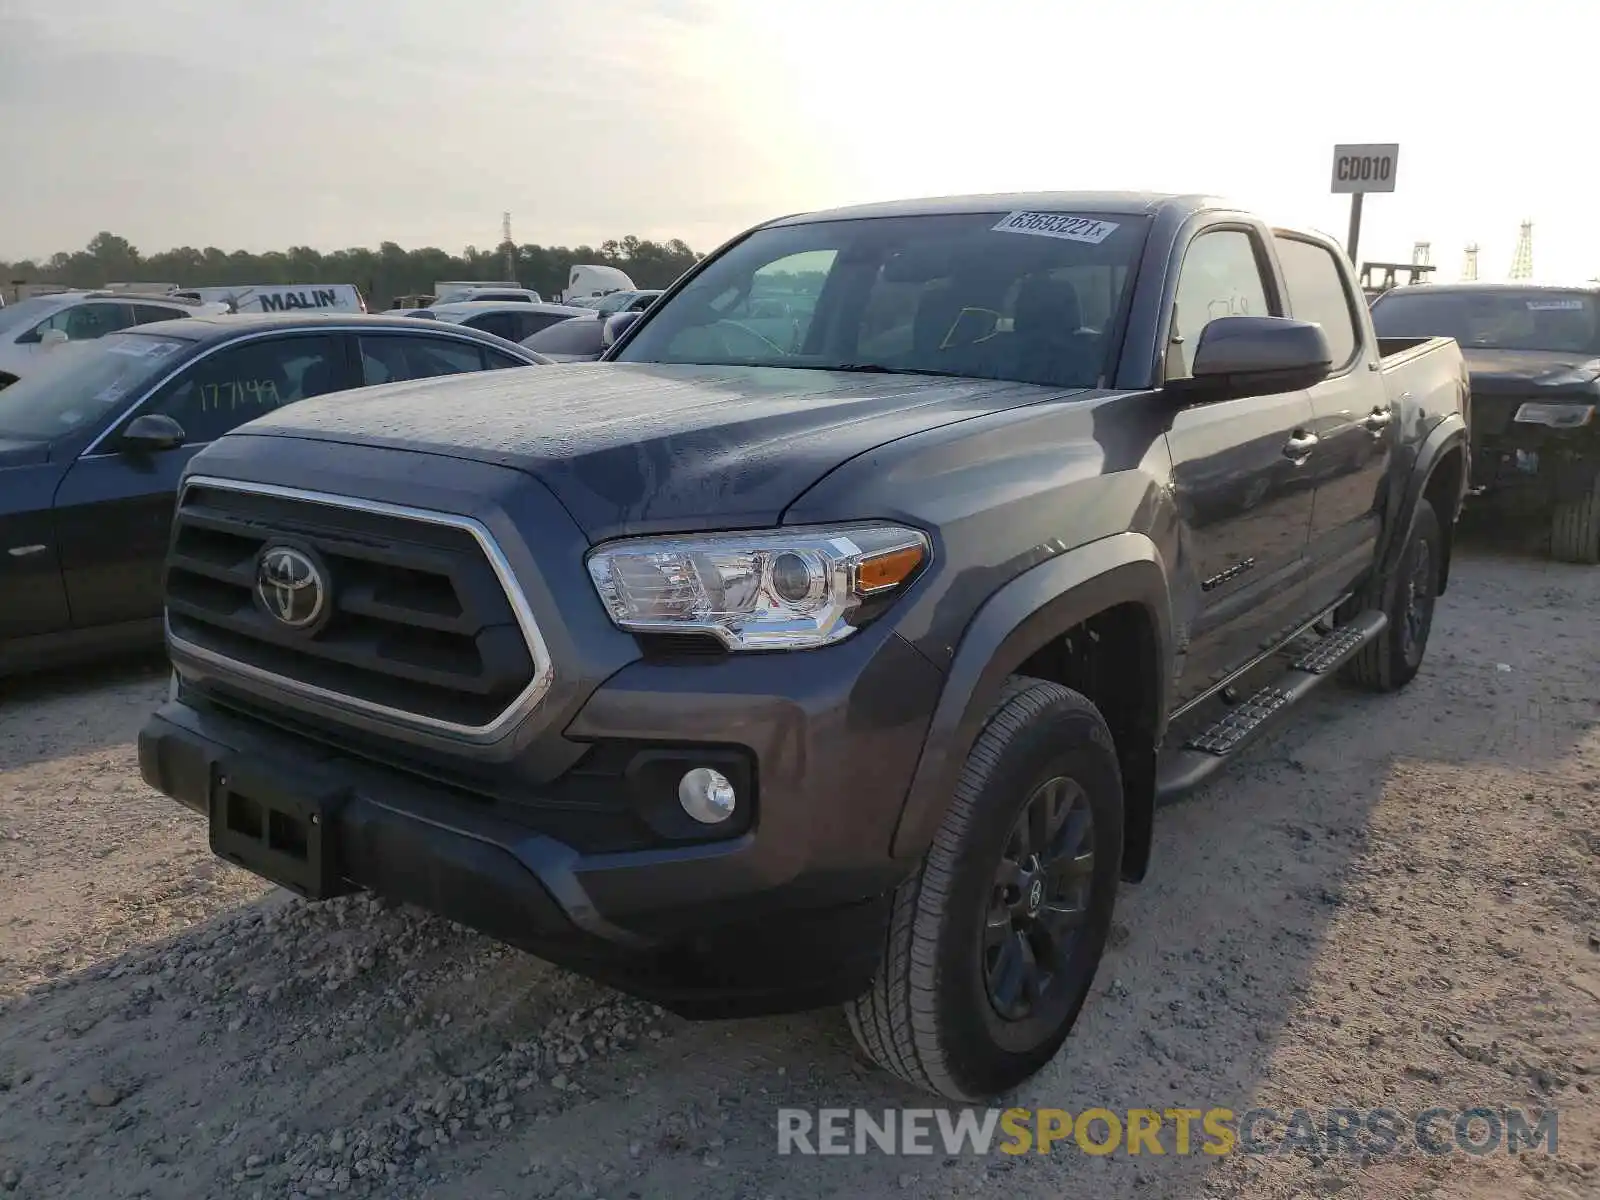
0,532,1596,1199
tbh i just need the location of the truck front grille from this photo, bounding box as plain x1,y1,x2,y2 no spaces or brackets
1471,396,1521,439
164,478,550,740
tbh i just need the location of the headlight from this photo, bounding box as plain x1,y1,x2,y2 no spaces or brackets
1513,402,1595,428
586,523,930,650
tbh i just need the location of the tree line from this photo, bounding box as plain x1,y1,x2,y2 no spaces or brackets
1,231,705,308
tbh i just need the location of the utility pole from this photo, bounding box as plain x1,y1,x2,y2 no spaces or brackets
1508,221,1533,281
502,212,517,283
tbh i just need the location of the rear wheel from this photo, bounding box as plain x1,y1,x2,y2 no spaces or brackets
1344,498,1442,692
846,677,1123,1100
1550,483,1600,564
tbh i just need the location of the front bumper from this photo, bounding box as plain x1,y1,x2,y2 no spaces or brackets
138,626,945,1018
1472,432,1599,506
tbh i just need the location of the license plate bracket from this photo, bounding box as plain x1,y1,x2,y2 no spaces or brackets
209,762,352,901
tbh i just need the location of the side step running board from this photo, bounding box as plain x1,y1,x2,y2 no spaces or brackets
1155,609,1387,803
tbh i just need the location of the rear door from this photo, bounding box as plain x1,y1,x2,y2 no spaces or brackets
1274,233,1394,608
52,332,353,628
1164,226,1318,705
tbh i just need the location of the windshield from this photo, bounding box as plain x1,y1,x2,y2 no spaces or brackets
614,210,1150,387
0,295,69,337
1372,289,1600,355
0,331,192,441
523,316,603,354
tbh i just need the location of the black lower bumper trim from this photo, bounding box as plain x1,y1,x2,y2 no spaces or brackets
138,702,890,1017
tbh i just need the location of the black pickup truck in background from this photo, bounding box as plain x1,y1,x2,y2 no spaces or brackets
1370,282,1600,562
138,192,1469,1100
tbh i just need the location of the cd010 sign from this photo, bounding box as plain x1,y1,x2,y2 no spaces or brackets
1331,144,1399,194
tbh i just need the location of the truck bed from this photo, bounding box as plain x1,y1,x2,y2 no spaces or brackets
1377,334,1456,365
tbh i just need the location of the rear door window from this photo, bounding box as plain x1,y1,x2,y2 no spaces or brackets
1274,235,1361,369
357,334,490,385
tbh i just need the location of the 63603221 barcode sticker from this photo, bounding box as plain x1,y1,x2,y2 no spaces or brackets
1526,299,1585,311
992,212,1120,244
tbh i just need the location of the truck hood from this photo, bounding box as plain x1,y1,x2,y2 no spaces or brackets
238,362,1074,540
1461,348,1600,398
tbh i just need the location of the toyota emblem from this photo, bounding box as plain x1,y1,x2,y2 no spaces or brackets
255,546,327,630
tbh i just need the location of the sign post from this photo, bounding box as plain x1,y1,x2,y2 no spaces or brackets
1330,143,1399,265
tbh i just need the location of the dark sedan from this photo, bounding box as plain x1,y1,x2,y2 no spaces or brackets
0,311,548,674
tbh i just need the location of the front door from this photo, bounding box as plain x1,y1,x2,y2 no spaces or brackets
53,332,350,629
1164,227,1317,705
0,461,71,643
1273,233,1394,610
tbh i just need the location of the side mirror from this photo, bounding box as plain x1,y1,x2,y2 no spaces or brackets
1167,316,1333,402
118,413,187,454
601,310,643,350
40,329,69,349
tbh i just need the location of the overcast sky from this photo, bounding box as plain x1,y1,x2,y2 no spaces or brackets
1,0,1595,282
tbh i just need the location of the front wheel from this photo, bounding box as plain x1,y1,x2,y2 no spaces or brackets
1550,483,1600,564
846,677,1123,1100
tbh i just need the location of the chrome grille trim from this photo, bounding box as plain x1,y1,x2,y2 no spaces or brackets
166,475,554,743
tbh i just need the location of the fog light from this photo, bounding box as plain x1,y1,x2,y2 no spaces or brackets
678,767,737,824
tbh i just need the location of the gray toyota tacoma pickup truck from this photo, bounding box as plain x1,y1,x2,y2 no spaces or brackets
138,192,1469,1100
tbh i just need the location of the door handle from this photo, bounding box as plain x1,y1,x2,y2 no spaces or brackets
1361,408,1393,432
1283,431,1319,461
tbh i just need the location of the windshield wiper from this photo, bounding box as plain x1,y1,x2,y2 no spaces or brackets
830,363,981,380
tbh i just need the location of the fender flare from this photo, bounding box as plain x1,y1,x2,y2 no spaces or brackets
889,531,1174,862
1376,414,1469,589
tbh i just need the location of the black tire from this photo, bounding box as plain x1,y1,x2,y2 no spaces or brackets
1344,498,1442,692
1550,484,1600,564
846,676,1123,1100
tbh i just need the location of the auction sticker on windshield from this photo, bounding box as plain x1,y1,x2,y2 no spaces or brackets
992,212,1121,244
1526,299,1585,311
105,338,185,358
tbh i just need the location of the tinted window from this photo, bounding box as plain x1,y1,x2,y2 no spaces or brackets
144,335,343,443
32,301,133,343
616,211,1150,388
358,335,488,386
132,304,192,326
516,311,569,337
1274,236,1360,368
484,348,529,370
465,312,521,341
1168,230,1273,380
523,317,604,356
0,333,191,440
1371,289,1600,354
